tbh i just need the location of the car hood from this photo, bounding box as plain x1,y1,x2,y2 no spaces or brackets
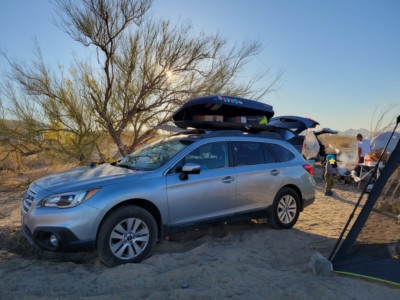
33,164,145,193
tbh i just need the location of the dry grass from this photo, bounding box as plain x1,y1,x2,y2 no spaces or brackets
0,147,79,191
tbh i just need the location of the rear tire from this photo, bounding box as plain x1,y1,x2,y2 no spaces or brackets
97,206,157,267
268,187,300,229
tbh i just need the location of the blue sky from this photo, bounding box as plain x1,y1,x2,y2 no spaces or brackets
1,0,399,132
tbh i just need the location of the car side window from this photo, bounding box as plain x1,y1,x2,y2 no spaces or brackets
170,142,229,173
262,143,279,163
185,142,229,170
232,142,265,166
268,143,295,162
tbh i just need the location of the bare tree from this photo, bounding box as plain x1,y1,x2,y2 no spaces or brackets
3,0,279,157
370,104,399,137
0,42,109,164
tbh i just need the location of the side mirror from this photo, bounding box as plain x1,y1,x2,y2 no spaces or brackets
179,163,201,180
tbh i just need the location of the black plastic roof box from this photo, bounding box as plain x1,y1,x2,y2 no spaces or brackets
172,95,274,131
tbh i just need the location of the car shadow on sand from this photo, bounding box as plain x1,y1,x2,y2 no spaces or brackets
0,218,337,268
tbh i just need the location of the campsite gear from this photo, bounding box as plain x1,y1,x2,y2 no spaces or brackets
302,129,320,160
329,115,400,286
268,116,336,160
371,125,400,154
259,116,268,125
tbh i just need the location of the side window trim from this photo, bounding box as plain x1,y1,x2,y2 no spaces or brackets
229,141,238,167
227,141,234,167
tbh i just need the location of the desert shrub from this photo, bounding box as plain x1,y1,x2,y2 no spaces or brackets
340,142,351,148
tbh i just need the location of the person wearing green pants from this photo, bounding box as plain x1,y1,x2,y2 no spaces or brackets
324,154,337,196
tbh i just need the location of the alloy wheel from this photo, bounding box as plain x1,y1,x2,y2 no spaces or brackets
277,195,297,224
109,217,150,260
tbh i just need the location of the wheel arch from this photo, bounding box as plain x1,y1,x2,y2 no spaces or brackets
96,199,163,242
280,184,303,211
267,184,302,229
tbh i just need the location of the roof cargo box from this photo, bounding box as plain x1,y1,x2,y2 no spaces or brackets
172,95,274,131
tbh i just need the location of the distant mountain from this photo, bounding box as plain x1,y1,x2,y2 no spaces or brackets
340,128,372,138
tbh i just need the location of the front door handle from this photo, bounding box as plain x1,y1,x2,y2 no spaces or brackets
222,176,235,183
270,169,280,176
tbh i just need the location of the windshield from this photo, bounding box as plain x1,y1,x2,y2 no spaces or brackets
117,138,192,171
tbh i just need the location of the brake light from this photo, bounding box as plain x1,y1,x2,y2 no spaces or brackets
303,164,315,176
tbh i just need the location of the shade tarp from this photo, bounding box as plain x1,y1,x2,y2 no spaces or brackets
331,123,400,286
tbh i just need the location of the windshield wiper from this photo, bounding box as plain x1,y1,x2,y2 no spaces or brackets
115,164,141,171
116,164,152,171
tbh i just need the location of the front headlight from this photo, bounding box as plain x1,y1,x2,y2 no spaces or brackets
40,188,100,208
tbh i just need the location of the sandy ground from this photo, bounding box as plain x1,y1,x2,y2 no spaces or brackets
0,167,399,299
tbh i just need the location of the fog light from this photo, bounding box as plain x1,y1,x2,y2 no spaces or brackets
49,234,59,248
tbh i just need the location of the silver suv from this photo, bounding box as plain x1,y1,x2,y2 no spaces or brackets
21,131,315,266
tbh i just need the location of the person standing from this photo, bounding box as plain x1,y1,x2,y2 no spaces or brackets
356,134,371,163
324,154,337,196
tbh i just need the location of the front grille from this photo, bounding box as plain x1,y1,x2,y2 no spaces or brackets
22,189,36,214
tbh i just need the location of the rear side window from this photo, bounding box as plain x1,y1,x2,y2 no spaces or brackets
262,144,279,163
232,142,265,166
268,143,295,162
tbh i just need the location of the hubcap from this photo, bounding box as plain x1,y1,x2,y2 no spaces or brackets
277,195,297,224
109,218,149,260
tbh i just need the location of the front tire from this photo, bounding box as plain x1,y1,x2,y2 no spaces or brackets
97,206,157,267
268,187,300,229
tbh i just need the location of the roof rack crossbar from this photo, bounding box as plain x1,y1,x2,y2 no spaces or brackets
204,130,244,137
197,130,282,140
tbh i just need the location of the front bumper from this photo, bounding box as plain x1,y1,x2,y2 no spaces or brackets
22,223,95,252
21,198,102,253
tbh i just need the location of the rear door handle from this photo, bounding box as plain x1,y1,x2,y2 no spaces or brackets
270,169,280,176
222,176,235,183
